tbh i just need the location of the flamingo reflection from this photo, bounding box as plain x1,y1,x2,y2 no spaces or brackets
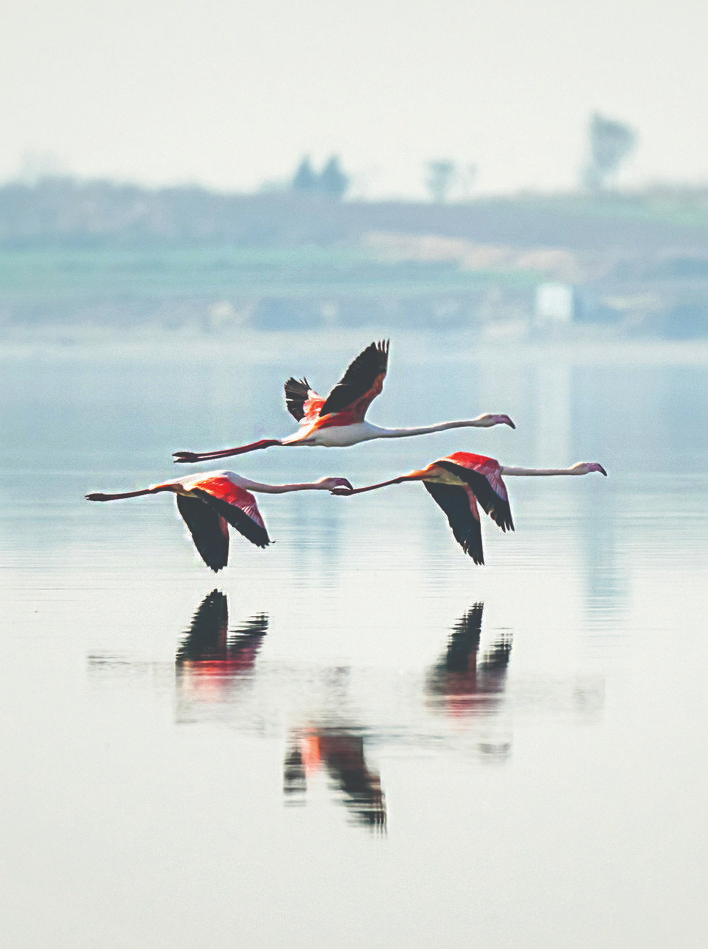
284,727,386,831
175,590,268,701
426,603,512,755
177,595,385,829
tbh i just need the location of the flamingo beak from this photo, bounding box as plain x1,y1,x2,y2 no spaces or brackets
597,464,608,476
502,415,516,429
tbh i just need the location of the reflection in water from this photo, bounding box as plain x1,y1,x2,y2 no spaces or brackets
284,727,386,831
176,589,267,670
87,593,604,832
175,590,268,711
426,603,513,758
176,592,386,829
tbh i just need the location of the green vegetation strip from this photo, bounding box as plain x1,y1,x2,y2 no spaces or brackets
0,245,537,303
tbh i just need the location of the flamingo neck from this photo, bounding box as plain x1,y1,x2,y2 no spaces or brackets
233,479,332,494
500,466,584,477
378,419,489,438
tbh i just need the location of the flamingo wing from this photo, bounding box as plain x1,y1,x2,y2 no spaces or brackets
284,377,326,424
188,475,271,549
318,340,390,421
176,494,230,572
424,482,485,564
191,490,270,549
437,454,514,533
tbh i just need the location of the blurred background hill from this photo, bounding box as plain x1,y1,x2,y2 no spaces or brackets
2,174,708,342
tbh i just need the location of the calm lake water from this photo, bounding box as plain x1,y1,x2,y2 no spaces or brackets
1,330,707,948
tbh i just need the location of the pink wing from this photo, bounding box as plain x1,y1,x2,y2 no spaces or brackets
437,453,514,532
284,378,326,425
317,340,390,422
191,476,270,548
300,390,326,426
284,341,389,427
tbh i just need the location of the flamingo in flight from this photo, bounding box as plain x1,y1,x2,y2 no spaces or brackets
336,452,607,565
86,470,352,572
173,340,515,464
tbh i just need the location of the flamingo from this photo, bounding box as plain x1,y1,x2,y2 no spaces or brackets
173,340,515,464
335,451,607,565
86,470,353,572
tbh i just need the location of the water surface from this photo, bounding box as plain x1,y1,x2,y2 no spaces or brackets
1,333,706,948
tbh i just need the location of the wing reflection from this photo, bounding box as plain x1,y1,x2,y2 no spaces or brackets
175,590,268,704
176,594,386,829
86,592,604,833
284,727,386,832
426,603,513,757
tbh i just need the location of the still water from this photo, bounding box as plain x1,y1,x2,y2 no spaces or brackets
1,331,707,948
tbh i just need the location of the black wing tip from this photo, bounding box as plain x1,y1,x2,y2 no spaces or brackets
462,528,485,564
241,525,271,550
284,377,312,421
284,376,310,390
373,339,390,362
465,545,485,565
359,339,390,367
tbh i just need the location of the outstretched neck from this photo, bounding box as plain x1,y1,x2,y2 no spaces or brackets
379,418,492,439
500,466,585,477
235,479,333,494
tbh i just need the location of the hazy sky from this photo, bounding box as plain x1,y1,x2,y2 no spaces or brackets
3,0,708,198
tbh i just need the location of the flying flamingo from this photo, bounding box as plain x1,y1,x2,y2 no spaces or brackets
172,340,515,464
86,470,353,572
335,452,607,564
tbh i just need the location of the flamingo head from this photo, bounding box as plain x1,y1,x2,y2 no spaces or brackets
571,462,608,476
477,413,516,429
318,477,355,494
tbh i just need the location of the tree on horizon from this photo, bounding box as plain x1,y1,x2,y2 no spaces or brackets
291,155,350,199
292,156,318,193
582,112,637,191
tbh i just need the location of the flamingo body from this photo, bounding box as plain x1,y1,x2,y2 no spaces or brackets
86,470,352,572
283,420,395,447
173,341,514,464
